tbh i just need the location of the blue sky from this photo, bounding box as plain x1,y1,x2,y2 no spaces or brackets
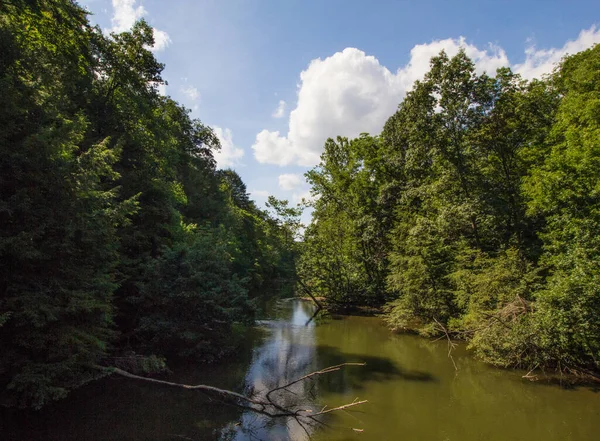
80,0,600,220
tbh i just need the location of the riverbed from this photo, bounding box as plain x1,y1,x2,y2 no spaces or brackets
3,299,599,440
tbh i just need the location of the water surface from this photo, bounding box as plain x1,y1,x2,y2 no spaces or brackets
3,299,599,440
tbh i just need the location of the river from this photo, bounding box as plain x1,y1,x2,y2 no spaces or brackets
2,299,599,440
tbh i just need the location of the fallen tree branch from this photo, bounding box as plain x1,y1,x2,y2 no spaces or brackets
266,362,365,405
103,362,368,433
432,317,458,371
297,279,324,326
522,364,539,381
298,279,323,311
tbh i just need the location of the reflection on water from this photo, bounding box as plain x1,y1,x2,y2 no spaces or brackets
2,299,600,441
310,313,600,441
220,299,320,441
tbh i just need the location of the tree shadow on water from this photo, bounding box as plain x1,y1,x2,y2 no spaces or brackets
314,345,436,394
522,374,600,393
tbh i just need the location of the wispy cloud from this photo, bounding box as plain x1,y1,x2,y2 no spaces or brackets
181,85,200,101
272,100,287,118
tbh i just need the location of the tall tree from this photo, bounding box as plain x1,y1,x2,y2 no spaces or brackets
521,44,600,371
0,0,134,408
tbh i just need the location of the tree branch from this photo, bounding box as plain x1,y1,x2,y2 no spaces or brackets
298,279,324,326
432,317,458,371
104,362,368,432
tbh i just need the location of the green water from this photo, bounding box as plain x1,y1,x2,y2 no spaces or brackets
2,299,599,440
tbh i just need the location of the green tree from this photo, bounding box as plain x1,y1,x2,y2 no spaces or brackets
0,0,135,407
521,44,600,371
302,135,390,306
0,1,293,408
136,227,253,362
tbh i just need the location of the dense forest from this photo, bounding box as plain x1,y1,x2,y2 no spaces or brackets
2,0,600,413
0,0,300,409
301,42,600,376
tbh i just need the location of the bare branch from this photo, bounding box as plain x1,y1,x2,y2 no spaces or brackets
266,362,366,406
311,397,368,416
104,362,368,434
108,367,261,406
298,280,323,313
432,317,458,371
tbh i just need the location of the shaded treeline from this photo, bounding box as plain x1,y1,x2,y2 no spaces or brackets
0,0,299,408
301,44,600,375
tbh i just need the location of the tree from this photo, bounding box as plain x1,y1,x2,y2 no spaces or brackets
521,44,600,372
0,1,299,407
0,0,135,407
302,135,390,306
135,228,253,362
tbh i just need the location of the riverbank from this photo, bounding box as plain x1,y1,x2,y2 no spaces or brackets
298,295,382,316
298,295,600,386
3,299,600,441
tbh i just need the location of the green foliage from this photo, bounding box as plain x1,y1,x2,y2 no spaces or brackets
3,0,600,409
301,135,391,306
521,44,600,371
377,50,559,359
306,44,600,374
0,0,129,408
0,0,298,408
219,171,301,296
136,229,254,362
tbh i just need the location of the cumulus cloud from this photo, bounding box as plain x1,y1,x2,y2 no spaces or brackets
253,130,295,165
109,0,144,32
514,26,600,79
108,0,170,52
151,29,171,52
272,100,287,118
252,27,600,167
278,173,304,191
212,127,244,169
182,85,200,101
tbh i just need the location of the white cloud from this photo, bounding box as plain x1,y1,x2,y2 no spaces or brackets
252,27,600,167
253,130,295,165
212,127,244,169
278,173,304,191
252,42,506,166
108,0,170,52
514,26,600,79
272,100,287,118
250,189,270,199
151,28,171,52
109,0,145,33
152,82,167,96
182,85,200,101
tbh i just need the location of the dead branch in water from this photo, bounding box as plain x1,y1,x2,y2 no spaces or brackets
522,364,540,381
297,279,324,326
105,362,367,432
432,317,458,371
298,279,323,311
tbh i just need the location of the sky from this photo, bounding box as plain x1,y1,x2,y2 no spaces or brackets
80,0,600,222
